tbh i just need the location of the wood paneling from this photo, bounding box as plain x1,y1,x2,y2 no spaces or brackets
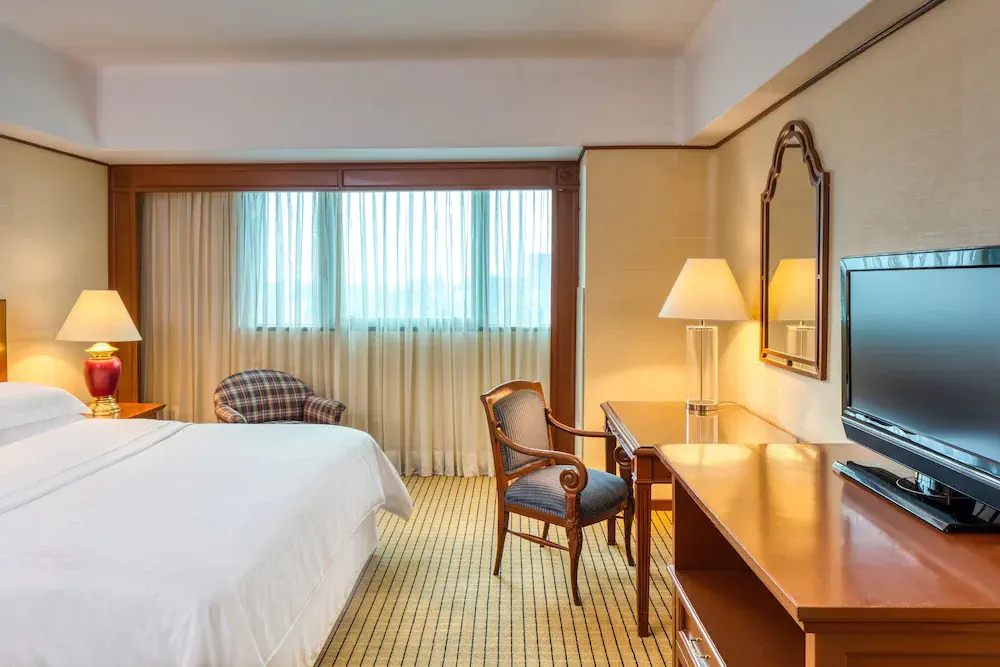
108,161,580,431
0,299,6,382
551,169,580,452
108,190,140,402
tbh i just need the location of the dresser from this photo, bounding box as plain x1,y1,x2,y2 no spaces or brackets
605,401,1000,665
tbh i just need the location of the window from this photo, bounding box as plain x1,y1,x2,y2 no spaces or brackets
237,189,552,330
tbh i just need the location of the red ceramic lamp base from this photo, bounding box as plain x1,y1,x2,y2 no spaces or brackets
83,343,122,417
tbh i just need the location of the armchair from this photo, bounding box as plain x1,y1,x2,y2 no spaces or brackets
213,369,345,424
481,380,634,606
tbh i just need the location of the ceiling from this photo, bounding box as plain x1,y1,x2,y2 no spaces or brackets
0,0,717,65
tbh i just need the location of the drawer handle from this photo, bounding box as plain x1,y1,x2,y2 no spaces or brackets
682,632,712,665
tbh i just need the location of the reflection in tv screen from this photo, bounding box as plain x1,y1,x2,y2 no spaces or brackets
849,267,1000,467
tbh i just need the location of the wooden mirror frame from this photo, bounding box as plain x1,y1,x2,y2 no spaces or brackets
760,119,830,380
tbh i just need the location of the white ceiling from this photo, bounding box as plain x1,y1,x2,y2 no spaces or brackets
0,0,717,65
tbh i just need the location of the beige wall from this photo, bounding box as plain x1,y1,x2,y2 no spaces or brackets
0,138,108,399
580,149,711,466
713,0,1000,442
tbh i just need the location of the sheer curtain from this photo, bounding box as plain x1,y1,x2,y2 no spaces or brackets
141,193,235,422
142,189,551,476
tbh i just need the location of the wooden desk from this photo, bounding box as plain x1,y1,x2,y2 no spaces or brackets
601,401,797,636
663,440,1000,666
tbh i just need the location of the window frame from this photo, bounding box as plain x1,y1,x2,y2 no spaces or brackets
111,160,580,453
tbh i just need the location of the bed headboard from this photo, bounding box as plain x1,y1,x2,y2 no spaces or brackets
0,298,6,382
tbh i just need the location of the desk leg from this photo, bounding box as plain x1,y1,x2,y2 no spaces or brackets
636,478,652,637
605,431,617,546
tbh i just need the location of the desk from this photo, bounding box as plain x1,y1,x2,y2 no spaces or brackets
601,401,797,637
662,439,1000,666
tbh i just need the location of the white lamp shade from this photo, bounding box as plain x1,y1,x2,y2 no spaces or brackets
658,258,749,322
56,290,141,343
768,258,817,321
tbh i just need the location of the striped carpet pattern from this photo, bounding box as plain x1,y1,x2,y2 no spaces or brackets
318,475,675,666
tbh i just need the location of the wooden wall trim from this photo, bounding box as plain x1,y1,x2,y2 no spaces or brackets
0,133,109,168
551,168,581,453
111,161,572,193
711,0,949,149
109,161,580,440
0,299,7,382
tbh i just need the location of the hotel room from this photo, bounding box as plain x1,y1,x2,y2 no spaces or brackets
2,0,1000,665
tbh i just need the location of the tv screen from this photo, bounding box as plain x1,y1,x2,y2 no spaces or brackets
848,265,1000,476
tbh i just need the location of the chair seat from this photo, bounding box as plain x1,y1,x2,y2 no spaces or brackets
505,465,628,519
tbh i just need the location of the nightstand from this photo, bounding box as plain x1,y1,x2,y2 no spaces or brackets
85,402,166,420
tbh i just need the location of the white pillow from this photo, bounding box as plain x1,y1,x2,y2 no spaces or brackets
0,383,91,432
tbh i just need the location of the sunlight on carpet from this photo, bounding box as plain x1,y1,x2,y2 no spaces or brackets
317,475,674,666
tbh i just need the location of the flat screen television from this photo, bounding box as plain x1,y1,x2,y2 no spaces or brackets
840,245,1000,531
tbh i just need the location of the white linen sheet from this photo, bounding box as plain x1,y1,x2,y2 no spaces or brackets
0,419,411,667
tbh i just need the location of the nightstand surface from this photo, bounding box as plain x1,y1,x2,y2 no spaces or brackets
86,402,167,420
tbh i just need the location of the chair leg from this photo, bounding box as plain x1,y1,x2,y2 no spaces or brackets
623,499,635,567
568,523,583,606
493,509,509,576
616,445,636,567
541,522,550,544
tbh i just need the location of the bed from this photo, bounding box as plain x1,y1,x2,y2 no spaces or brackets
0,383,412,667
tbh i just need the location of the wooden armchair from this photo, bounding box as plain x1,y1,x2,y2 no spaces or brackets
481,380,634,606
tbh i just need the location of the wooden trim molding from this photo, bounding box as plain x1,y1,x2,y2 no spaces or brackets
108,161,580,438
713,0,949,149
0,133,109,168
0,298,7,382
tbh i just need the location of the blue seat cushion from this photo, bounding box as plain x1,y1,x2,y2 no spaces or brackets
505,465,628,519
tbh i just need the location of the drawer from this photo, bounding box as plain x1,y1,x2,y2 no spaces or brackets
676,588,724,667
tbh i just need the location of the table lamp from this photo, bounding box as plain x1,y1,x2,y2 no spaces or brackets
56,290,141,416
767,258,816,357
658,258,748,413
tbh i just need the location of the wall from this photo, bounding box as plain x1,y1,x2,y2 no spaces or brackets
681,0,870,141
99,57,679,158
0,24,98,149
713,0,1000,443
0,138,109,399
580,149,711,467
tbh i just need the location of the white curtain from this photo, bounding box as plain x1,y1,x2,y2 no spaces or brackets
142,190,551,476
141,193,234,422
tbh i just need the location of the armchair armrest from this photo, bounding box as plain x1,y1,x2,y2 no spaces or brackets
545,411,614,439
304,394,346,424
215,404,247,424
493,427,588,493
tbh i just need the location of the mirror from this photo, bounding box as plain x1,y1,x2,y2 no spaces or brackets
760,120,829,380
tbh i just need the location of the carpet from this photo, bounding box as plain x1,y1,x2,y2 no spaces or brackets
317,475,675,666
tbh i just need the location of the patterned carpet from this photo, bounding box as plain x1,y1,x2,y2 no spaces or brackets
317,475,675,666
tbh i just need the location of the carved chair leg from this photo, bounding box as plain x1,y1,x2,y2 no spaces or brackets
541,522,550,544
568,523,583,606
494,508,509,576
615,445,636,567
623,499,635,567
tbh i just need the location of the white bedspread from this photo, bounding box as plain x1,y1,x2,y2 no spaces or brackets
0,419,411,667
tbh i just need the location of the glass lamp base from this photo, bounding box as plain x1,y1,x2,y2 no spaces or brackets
685,323,719,411
685,399,719,414
89,395,122,417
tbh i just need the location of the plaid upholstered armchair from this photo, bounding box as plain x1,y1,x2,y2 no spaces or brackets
213,370,346,424
481,380,634,606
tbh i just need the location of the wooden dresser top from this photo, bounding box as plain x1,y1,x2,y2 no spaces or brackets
661,438,1000,623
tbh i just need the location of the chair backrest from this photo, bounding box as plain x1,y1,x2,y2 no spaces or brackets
481,380,553,479
213,369,313,423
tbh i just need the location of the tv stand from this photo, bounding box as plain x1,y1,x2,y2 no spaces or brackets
834,460,1000,533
